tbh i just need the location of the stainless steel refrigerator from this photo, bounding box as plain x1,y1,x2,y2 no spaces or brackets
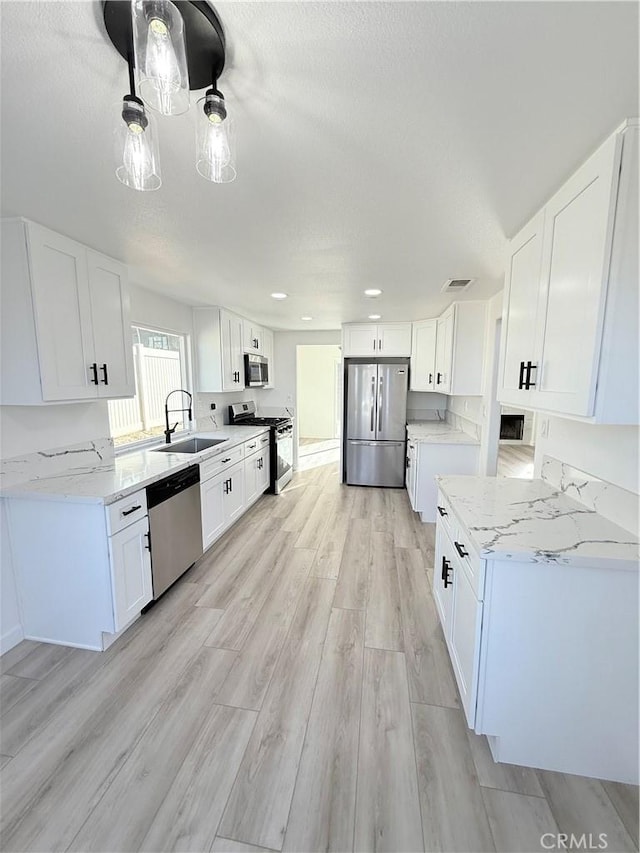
345,362,408,487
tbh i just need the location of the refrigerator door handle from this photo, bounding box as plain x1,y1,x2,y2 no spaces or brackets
370,376,376,432
378,375,383,433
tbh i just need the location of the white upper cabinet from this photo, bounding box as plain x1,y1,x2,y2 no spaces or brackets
410,319,437,391
194,307,245,393
342,322,412,357
435,309,454,393
0,219,135,404
262,327,274,388
86,251,135,398
498,212,545,406
411,302,487,396
242,318,263,354
498,120,639,423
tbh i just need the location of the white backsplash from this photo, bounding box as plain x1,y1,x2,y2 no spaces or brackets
0,437,114,488
541,455,639,536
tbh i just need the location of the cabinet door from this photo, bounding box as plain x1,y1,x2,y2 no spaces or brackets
86,251,135,399
244,452,259,506
378,323,412,356
26,223,97,401
343,324,378,357
410,320,437,391
449,557,483,727
220,309,245,391
109,517,153,632
534,133,622,417
201,475,226,550
498,212,545,407
406,441,418,510
262,328,274,388
257,446,271,493
435,310,454,393
243,319,262,354
224,461,245,525
433,523,455,639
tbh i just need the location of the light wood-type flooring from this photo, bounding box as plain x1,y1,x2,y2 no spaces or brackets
497,443,535,479
1,462,638,853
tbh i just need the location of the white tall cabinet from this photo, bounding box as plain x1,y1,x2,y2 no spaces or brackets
1,219,135,404
342,322,412,357
498,119,639,422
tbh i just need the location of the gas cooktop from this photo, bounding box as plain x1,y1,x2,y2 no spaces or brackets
228,402,292,428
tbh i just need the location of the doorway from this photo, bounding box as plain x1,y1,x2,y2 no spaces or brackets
296,344,341,470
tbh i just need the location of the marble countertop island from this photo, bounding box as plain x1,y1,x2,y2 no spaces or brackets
0,426,270,506
406,421,480,445
437,475,639,569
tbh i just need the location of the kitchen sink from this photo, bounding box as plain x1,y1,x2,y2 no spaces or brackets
154,437,227,454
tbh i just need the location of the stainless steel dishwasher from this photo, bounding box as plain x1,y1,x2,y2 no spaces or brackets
146,466,203,599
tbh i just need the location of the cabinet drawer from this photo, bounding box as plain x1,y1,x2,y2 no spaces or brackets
243,432,269,457
200,444,243,482
435,491,455,538
107,489,148,536
451,534,484,600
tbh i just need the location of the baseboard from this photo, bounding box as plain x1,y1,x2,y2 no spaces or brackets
22,633,102,652
1,623,24,655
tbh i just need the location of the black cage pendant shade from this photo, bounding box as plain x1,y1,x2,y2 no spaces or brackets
103,0,232,189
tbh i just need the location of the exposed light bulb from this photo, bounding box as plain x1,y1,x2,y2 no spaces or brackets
115,96,161,191
145,17,181,114
196,90,236,183
123,126,154,190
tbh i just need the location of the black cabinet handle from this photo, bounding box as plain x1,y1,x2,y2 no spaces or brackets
406,457,410,468
90,363,99,385
437,505,447,517
228,478,233,493
223,480,228,494
100,363,108,385
524,361,537,389
454,541,469,559
122,504,142,516
248,443,256,449
144,532,151,551
518,361,526,390
442,556,453,588
428,372,433,384
436,372,442,385
222,457,231,464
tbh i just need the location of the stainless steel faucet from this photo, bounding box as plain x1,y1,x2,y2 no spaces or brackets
164,389,193,444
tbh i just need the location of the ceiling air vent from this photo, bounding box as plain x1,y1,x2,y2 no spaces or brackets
441,278,475,293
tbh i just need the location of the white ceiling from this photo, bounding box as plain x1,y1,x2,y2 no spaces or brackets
1,2,638,329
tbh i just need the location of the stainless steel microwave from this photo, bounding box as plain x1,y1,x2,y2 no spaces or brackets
245,353,269,387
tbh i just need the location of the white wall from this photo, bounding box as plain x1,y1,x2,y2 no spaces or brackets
296,345,341,439
534,419,640,495
260,330,342,416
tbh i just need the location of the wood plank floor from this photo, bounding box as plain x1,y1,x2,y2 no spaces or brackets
497,444,535,479
1,462,637,853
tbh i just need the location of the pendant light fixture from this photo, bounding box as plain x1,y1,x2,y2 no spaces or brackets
196,82,236,183
131,0,189,116
115,57,162,191
103,1,231,189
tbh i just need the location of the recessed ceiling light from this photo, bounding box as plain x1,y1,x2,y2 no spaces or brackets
364,288,382,297
301,315,313,321
271,292,288,300
368,314,381,320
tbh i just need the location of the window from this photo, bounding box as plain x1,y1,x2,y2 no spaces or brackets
108,325,191,448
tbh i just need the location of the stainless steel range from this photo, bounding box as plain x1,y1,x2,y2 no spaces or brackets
229,402,293,494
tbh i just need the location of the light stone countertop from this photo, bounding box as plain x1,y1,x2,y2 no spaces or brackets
0,427,270,506
406,421,480,445
437,475,639,569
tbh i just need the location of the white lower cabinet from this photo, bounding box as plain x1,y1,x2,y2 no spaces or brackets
108,516,152,632
434,486,639,784
406,439,478,521
5,490,152,650
200,432,270,551
201,460,245,550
